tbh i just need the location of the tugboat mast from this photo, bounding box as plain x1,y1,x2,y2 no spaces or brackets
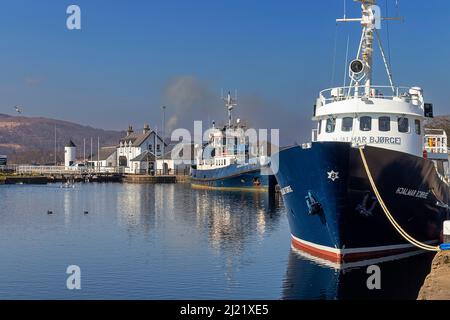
224,91,237,127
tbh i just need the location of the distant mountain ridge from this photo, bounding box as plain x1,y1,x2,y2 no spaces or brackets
0,113,125,164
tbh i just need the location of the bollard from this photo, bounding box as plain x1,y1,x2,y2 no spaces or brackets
444,221,450,244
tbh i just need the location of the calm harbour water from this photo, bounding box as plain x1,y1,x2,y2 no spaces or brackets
0,183,433,300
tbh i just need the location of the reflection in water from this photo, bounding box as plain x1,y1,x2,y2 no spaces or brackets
282,247,434,300
1,183,289,299
0,184,435,299
116,184,159,236
194,190,282,252
63,188,72,226
193,190,283,283
155,184,176,221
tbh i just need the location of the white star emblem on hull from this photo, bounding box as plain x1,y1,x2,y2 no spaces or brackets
327,170,339,182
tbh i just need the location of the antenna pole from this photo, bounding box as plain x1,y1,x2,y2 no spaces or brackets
54,125,57,165
90,137,93,167
228,92,232,127
343,0,346,19
97,137,100,170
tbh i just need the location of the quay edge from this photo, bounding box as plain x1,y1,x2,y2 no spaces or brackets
418,251,450,300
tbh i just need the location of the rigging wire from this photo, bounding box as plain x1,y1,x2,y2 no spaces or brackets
343,34,350,88
331,24,338,87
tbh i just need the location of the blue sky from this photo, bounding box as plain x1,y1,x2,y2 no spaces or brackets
0,0,449,144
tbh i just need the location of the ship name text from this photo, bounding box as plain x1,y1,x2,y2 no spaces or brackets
395,187,429,199
336,136,402,145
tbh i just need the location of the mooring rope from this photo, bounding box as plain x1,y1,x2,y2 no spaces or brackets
359,147,441,252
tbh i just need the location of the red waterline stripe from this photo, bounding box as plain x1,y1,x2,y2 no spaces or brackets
291,237,424,263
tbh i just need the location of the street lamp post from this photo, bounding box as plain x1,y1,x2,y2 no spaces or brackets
162,106,166,175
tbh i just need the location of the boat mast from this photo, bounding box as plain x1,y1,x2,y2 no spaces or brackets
224,91,237,127
337,0,401,97
361,0,375,96
337,0,376,96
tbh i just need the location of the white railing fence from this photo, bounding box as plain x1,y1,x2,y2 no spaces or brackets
15,166,121,175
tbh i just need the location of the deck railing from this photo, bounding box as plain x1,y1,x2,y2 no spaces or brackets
318,86,412,106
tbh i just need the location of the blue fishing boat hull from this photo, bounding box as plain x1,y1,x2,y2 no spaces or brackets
190,163,270,191
272,142,449,262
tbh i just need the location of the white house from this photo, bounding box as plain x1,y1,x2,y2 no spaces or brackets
89,146,117,171
117,124,166,174
129,150,156,174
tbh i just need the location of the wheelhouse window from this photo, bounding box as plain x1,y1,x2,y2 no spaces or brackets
360,116,372,131
341,117,353,132
326,118,336,133
398,117,410,133
318,120,322,134
415,119,421,135
378,116,391,132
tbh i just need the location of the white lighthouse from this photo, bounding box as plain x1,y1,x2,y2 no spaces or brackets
64,140,76,167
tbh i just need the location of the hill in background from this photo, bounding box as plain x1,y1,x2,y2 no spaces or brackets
0,113,125,164
1,113,448,165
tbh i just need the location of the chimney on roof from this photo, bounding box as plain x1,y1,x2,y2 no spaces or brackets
127,125,133,136
143,124,150,134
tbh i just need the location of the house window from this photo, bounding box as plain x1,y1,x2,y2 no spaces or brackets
149,144,152,151
360,116,372,131
341,117,353,132
398,117,410,133
379,117,391,132
157,145,161,152
326,118,336,133
415,120,421,135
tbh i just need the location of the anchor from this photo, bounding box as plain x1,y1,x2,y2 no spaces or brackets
305,191,323,215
